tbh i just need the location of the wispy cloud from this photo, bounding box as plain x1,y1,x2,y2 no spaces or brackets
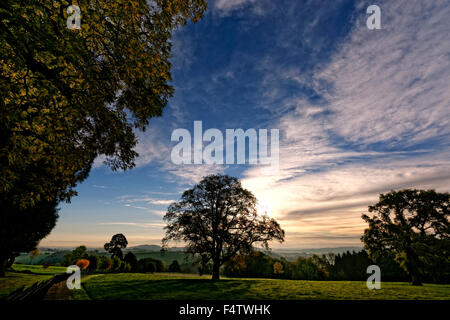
84,0,449,249
164,163,226,185
92,185,108,189
241,0,450,246
119,196,177,206
212,0,266,16
98,222,166,228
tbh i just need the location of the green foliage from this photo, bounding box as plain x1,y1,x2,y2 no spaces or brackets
137,257,166,273
329,251,370,280
0,200,58,276
223,250,417,282
169,260,181,273
63,245,89,266
98,256,112,271
362,189,450,285
0,0,208,208
124,252,138,271
111,256,122,272
0,0,206,276
87,254,100,272
223,251,327,280
121,262,132,273
104,233,128,260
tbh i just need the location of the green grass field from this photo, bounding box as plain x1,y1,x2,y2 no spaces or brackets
75,273,450,300
0,265,67,299
1,265,449,300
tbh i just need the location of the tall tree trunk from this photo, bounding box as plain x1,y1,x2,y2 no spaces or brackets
405,248,422,286
211,259,220,280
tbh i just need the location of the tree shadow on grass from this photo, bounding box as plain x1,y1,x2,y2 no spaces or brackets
85,278,259,300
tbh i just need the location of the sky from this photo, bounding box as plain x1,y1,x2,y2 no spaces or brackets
41,0,450,249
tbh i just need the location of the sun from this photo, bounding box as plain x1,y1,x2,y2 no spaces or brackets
256,200,272,217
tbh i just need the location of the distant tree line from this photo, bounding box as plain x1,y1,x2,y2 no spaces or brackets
59,234,185,274
61,244,181,274
223,249,448,284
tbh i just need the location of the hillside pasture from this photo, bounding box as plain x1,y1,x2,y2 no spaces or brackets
1,265,449,300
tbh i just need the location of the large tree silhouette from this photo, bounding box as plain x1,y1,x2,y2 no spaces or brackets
104,233,128,260
361,189,450,285
163,174,285,280
0,199,58,276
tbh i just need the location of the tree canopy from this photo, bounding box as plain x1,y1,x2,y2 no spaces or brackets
0,0,206,276
104,233,128,260
361,189,450,285
0,199,58,276
0,0,207,208
163,174,285,280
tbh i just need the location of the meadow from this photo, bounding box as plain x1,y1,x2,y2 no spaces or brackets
0,264,67,299
1,265,449,300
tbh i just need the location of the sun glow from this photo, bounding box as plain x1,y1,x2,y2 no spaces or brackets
256,200,273,217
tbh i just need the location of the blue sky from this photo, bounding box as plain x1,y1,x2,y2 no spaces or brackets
41,0,450,249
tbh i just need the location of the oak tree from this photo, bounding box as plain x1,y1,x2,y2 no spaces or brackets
361,189,450,285
0,0,206,274
104,233,128,260
163,174,285,280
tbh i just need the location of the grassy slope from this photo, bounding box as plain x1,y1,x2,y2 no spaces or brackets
0,265,67,299
11,264,68,275
78,273,450,300
2,266,449,300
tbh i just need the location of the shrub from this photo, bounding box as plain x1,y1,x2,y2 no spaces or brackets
137,257,166,273
76,259,90,270
99,256,112,271
63,246,89,266
87,254,100,271
111,256,122,272
124,252,138,271
121,262,132,273
169,260,181,273
273,262,284,275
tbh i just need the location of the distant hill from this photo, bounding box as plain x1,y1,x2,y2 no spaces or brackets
126,245,186,252
126,245,162,251
20,245,362,266
273,246,362,254
265,246,363,261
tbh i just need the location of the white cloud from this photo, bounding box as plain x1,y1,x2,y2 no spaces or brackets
240,0,450,247
212,0,269,17
119,195,176,207
89,0,450,248
164,163,226,185
98,221,165,228
316,0,450,146
214,0,255,13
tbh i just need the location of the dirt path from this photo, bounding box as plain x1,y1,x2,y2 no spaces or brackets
44,274,98,300
44,280,72,300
